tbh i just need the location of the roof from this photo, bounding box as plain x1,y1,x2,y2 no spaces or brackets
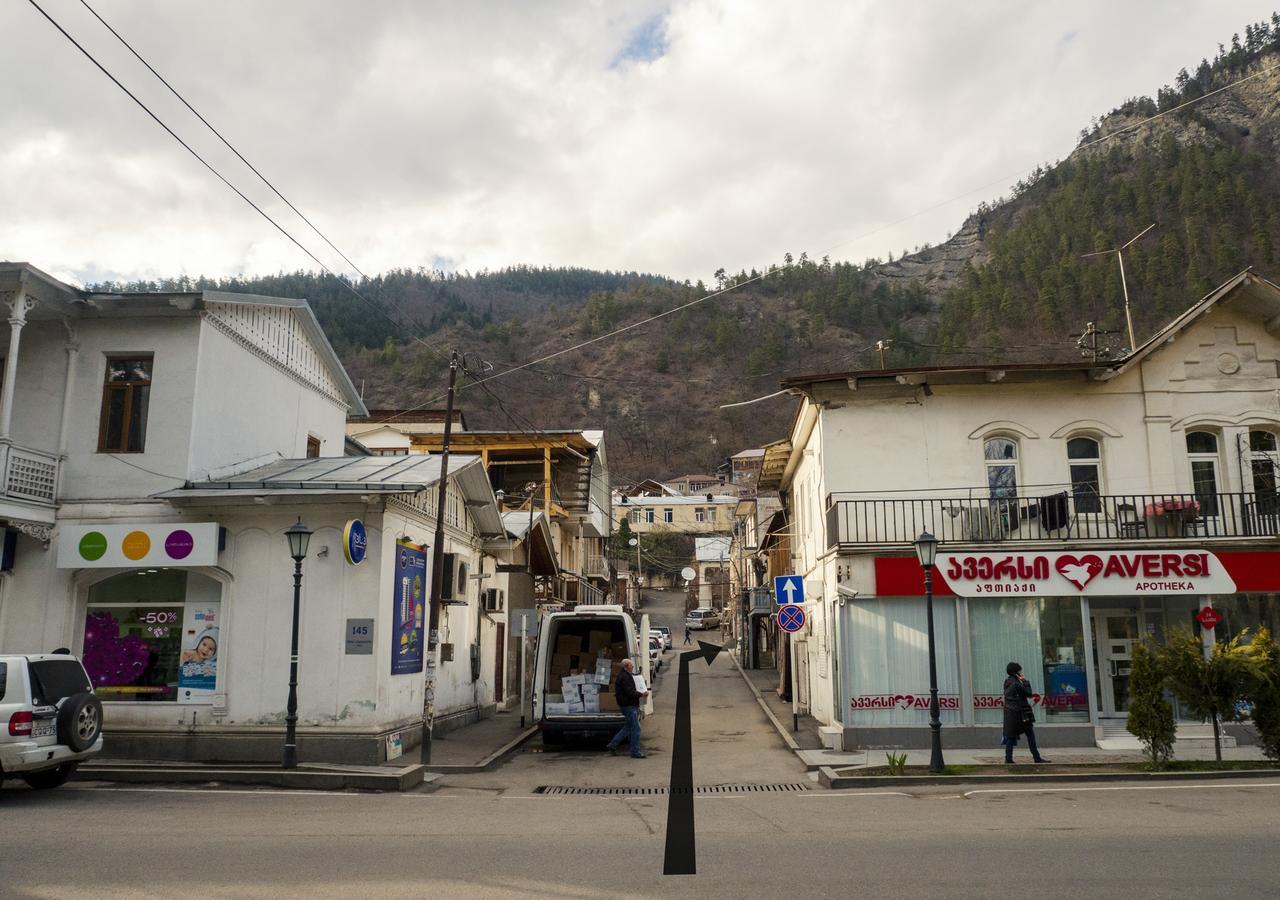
695,536,732,562
731,448,766,459
497,511,558,575
157,454,504,536
348,409,467,428
756,440,792,492
615,495,740,507
670,473,722,482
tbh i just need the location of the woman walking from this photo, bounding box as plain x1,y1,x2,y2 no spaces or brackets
1002,662,1049,764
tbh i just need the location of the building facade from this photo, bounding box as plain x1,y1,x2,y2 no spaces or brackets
766,272,1280,750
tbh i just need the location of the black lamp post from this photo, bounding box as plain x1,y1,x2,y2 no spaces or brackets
914,530,945,773
283,518,312,769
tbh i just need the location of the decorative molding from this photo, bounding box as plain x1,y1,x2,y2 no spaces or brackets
967,420,1040,440
12,520,53,542
1049,419,1124,439
1170,409,1280,431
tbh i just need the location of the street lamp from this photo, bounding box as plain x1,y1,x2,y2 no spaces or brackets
283,518,312,769
913,530,945,773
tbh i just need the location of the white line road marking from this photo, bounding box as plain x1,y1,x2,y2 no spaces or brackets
796,791,914,798
62,786,361,797
964,782,1280,798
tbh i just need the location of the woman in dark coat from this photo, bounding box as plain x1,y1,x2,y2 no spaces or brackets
1002,662,1049,764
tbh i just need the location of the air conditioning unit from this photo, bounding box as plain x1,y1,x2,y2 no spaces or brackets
482,588,505,613
441,554,470,603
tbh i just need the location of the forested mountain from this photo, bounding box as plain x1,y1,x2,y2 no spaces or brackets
95,15,1280,479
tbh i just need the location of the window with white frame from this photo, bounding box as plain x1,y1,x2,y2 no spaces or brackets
984,437,1020,500
663,508,673,524
644,508,655,524
695,507,707,523
1248,430,1280,513
707,506,717,522
1066,436,1102,513
1186,431,1221,516
628,509,641,524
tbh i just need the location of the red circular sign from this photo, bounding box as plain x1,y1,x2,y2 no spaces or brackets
778,605,806,633
1195,607,1222,630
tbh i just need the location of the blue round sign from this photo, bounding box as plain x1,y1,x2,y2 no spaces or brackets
343,519,368,566
778,604,806,633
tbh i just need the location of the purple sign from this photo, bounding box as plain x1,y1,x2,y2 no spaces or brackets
165,529,195,560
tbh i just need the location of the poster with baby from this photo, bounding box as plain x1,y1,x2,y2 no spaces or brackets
178,605,219,703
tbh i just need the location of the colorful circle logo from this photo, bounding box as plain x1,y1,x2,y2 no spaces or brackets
121,530,151,561
343,519,367,565
165,529,195,560
78,531,108,561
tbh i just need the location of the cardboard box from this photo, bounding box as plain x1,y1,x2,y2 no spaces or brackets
583,694,601,713
544,702,569,716
588,630,613,654
580,682,599,697
556,634,583,655
598,693,619,712
551,653,574,674
565,699,585,713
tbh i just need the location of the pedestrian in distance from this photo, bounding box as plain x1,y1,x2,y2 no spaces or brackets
606,658,649,759
1002,662,1049,764
683,625,692,645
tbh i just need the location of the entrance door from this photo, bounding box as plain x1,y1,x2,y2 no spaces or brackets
494,623,505,703
1092,612,1139,717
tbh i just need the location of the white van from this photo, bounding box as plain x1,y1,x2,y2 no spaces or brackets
533,605,646,745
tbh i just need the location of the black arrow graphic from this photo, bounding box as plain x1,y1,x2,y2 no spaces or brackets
663,639,729,876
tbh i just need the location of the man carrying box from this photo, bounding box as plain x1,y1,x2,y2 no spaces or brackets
605,658,648,759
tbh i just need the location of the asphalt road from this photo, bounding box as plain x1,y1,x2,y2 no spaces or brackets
4,591,1277,897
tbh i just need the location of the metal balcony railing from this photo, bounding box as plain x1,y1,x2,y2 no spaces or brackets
0,442,59,506
825,491,1280,547
746,586,773,612
584,555,609,578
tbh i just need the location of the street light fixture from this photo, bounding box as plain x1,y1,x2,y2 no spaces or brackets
283,518,313,769
913,530,944,773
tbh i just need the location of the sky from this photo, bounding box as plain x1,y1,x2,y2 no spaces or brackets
1,0,1275,286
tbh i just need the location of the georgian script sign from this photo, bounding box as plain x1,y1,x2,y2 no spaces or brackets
936,550,1237,597
851,693,1089,712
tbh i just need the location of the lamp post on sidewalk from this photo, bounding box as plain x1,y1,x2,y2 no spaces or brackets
282,518,313,769
914,530,945,774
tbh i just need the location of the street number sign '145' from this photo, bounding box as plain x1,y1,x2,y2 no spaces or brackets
774,575,804,605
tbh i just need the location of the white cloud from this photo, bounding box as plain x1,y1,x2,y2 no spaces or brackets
0,0,1270,284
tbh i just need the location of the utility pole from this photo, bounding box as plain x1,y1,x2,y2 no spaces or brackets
876,339,892,370
423,348,459,764
1082,223,1154,353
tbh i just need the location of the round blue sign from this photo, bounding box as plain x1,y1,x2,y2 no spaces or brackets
343,519,368,565
778,604,806,633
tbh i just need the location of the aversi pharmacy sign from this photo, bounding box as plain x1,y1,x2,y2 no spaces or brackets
937,550,1236,597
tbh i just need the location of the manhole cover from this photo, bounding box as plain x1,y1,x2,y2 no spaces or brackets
533,783,809,796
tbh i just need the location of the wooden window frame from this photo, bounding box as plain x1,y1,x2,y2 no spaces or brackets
97,355,153,454
306,435,322,458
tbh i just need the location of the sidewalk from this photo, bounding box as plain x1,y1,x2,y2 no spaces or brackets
739,661,825,751
405,709,536,773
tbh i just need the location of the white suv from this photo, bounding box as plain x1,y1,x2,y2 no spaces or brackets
0,654,104,790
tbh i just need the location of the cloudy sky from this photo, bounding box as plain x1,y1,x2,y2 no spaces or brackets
1,0,1272,286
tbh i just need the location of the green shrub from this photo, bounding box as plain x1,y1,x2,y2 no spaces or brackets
1159,627,1258,761
1244,627,1280,760
1126,641,1176,767
885,751,907,776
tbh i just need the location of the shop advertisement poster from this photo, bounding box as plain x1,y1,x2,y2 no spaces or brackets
178,604,220,704
391,541,427,675
935,549,1237,597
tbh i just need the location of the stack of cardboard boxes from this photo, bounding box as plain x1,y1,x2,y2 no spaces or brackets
543,628,630,716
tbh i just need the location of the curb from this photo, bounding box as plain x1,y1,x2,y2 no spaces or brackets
817,764,1280,789
423,725,538,774
730,651,801,753
73,761,429,792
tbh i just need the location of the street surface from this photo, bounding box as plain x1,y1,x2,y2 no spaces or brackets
3,591,1278,897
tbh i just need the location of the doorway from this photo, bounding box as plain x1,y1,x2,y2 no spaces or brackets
494,623,505,703
1092,611,1139,718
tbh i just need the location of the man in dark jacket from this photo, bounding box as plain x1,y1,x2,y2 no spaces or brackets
605,658,648,759
1003,662,1049,764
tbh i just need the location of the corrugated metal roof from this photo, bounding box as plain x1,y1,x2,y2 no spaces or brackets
163,454,479,493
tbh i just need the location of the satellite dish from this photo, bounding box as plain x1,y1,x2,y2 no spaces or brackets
680,566,696,581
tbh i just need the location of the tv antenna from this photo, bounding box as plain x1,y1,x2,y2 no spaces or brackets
1082,223,1155,353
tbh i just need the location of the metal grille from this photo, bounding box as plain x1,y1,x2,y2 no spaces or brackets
534,783,809,795
5,449,57,503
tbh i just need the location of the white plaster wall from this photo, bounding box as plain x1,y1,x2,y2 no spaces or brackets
1,320,70,453
187,321,349,478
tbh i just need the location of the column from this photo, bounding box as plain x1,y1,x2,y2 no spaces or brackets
0,292,35,440
57,319,81,455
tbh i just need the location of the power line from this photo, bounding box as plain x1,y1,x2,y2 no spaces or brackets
74,0,367,280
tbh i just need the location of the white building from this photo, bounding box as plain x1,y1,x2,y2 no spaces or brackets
764,271,1280,750
0,263,507,763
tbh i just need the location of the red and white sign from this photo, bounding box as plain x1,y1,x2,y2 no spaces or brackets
934,550,1236,597
1195,606,1223,630
851,693,1088,711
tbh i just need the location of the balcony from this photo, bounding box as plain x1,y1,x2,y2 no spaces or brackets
825,490,1280,548
745,586,773,613
0,442,59,522
584,555,610,579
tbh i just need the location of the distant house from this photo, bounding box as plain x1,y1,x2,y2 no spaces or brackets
666,473,725,494
346,408,468,456
693,535,733,609
615,493,738,535
729,447,766,486
615,477,680,498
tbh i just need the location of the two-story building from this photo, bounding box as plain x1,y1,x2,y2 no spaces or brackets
614,494,739,535
764,270,1280,751
0,262,506,764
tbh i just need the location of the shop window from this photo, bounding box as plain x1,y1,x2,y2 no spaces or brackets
1066,436,1103,513
97,356,152,453
841,597,962,727
1186,431,1221,516
968,597,1089,724
82,570,222,703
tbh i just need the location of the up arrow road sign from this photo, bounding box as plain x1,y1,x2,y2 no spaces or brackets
774,574,803,605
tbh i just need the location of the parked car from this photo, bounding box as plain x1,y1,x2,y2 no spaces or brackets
648,636,663,674
1,653,104,790
649,629,668,652
652,625,673,649
685,608,721,630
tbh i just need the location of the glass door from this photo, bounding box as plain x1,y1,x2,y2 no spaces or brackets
1092,612,1139,717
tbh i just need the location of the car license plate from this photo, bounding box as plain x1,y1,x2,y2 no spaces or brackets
32,720,55,738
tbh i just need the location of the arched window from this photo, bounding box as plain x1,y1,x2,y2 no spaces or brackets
1067,436,1102,513
984,437,1019,500
1249,430,1279,509
1186,431,1221,516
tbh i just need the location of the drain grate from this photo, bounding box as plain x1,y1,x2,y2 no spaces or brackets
534,782,809,796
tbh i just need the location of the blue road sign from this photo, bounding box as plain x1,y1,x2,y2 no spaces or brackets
778,604,806,633
774,574,804,605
